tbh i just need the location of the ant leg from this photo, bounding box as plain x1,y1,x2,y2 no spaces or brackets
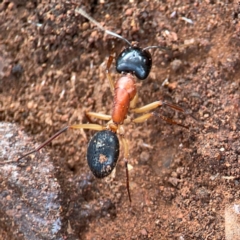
119,134,131,203
15,124,104,162
85,112,111,126
129,93,139,109
132,112,188,129
86,112,111,121
106,53,115,94
130,100,188,128
131,100,185,114
154,113,188,128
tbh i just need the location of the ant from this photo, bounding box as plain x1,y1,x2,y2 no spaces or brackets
4,8,189,203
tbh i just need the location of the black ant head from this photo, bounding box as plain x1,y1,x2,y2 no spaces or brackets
116,45,152,80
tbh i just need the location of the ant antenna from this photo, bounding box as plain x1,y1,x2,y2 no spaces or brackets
143,46,169,51
75,8,131,46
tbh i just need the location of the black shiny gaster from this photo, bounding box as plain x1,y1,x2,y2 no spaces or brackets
87,130,119,178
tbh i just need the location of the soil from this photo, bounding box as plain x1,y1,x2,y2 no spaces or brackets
0,0,240,239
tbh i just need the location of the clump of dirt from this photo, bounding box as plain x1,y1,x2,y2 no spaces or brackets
0,0,240,239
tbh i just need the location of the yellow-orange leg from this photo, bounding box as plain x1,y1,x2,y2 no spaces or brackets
132,112,188,128
131,100,188,128
129,93,139,109
119,134,131,203
131,100,185,114
106,54,115,94
86,112,111,121
15,124,105,162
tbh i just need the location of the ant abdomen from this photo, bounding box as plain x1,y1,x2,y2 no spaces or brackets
87,130,120,178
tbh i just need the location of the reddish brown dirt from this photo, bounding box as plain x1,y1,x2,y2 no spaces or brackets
0,1,240,239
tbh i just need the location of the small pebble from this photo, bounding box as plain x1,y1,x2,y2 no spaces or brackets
171,59,182,72
140,151,150,164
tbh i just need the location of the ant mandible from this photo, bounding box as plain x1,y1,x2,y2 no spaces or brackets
8,8,188,203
